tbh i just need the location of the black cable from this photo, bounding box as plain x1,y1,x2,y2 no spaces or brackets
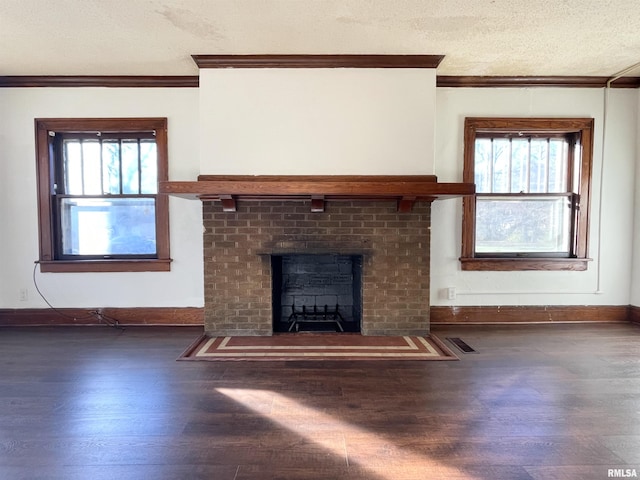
32,262,124,330
92,311,125,330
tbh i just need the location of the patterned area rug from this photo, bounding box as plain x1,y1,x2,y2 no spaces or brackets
178,333,458,361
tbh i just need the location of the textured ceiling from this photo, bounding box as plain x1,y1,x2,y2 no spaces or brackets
2,0,640,77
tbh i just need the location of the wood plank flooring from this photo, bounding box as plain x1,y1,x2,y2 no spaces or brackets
0,323,638,480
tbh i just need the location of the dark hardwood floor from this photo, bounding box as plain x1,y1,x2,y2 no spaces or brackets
0,323,638,480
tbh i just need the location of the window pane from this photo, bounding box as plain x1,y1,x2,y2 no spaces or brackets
474,138,492,193
82,140,102,195
64,141,83,194
478,137,570,195
59,197,156,256
475,196,571,254
548,139,568,192
102,141,121,194
121,140,140,194
492,138,510,193
510,139,529,193
140,140,158,194
529,139,549,193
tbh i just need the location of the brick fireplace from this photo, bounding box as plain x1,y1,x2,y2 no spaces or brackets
202,199,431,336
161,174,474,336
155,57,475,336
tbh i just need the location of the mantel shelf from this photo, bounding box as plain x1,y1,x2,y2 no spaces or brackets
159,175,475,212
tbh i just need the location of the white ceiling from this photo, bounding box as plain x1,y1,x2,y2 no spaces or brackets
2,0,640,77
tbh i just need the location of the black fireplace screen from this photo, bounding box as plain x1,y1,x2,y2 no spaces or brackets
271,254,362,333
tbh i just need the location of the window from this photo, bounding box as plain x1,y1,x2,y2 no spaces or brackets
461,118,593,271
35,118,171,272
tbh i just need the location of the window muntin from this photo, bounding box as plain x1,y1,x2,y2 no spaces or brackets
35,118,170,273
461,118,593,271
474,136,570,194
61,135,158,196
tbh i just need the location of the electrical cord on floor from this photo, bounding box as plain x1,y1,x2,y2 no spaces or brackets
32,262,124,330
91,310,125,330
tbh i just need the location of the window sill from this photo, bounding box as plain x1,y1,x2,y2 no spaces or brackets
460,257,591,271
38,259,172,273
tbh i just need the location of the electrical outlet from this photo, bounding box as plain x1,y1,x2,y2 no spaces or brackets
447,287,456,300
19,288,28,301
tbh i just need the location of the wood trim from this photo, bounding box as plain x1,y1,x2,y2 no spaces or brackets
460,258,591,271
430,305,630,324
461,121,476,260
0,76,199,88
154,120,172,264
2,306,634,327
0,307,204,326
464,117,597,132
629,305,640,325
460,117,593,271
38,259,172,273
398,196,417,213
34,118,171,273
2,74,638,89
198,175,438,183
192,54,445,69
219,195,237,212
197,174,438,182
34,121,54,262
310,196,325,213
437,76,640,88
160,176,475,206
577,121,594,260
34,117,172,131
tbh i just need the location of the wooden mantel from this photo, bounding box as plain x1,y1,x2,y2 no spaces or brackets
159,175,475,212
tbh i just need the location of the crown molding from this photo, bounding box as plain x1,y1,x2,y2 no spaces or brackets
191,54,445,69
2,73,638,89
0,76,199,88
437,75,640,88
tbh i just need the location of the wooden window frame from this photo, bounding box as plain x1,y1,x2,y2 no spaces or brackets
35,118,171,273
461,117,594,271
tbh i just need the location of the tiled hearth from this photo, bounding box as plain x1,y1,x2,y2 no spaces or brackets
202,200,431,336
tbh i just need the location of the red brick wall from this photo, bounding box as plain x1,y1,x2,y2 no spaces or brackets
202,200,431,336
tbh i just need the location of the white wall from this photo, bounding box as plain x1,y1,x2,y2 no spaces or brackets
199,68,437,174
1,81,637,311
431,87,638,306
630,89,640,306
0,88,203,308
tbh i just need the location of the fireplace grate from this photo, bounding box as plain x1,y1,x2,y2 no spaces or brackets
288,304,345,332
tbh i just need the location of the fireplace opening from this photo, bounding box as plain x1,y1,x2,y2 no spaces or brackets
271,254,363,333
